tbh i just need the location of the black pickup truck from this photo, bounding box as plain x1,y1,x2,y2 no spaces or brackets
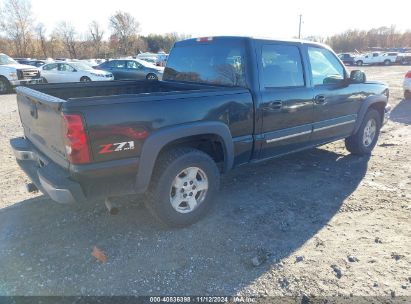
10,37,390,227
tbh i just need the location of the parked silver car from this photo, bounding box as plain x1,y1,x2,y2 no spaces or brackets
95,58,164,80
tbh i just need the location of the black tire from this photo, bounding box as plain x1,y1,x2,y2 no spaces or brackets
80,76,91,82
383,59,391,66
356,60,363,66
0,76,11,94
145,147,220,227
40,77,48,84
146,73,158,81
345,109,381,155
405,91,411,100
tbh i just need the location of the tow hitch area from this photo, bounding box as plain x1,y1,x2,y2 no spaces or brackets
105,197,119,215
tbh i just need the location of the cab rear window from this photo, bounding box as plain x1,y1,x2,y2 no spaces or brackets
163,41,246,87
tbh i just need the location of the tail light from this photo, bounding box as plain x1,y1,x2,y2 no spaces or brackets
62,113,90,164
405,71,411,78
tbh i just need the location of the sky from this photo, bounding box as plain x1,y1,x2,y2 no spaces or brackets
2,0,410,39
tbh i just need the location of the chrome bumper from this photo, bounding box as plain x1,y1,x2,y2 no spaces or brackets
10,78,42,86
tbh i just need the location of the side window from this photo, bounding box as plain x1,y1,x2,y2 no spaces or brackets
307,47,345,86
107,61,116,68
261,44,305,88
66,64,75,72
107,60,125,69
114,60,126,69
58,63,75,72
43,63,57,71
127,61,142,69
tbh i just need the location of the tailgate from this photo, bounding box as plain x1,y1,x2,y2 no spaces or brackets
16,86,69,169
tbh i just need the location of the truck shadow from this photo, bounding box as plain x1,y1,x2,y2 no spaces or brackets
0,147,369,295
390,99,411,125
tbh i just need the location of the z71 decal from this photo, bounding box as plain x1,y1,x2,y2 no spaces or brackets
98,141,135,154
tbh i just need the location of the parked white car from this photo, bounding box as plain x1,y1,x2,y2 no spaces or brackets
0,53,41,94
40,62,114,83
354,52,398,66
404,70,411,100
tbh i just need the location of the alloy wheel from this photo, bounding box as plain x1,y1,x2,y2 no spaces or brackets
169,167,209,214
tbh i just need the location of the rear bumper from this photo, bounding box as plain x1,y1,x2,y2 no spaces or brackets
10,137,141,204
10,137,86,204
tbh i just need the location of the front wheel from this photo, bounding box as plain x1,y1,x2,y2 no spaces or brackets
80,76,91,82
0,77,10,94
356,60,363,66
146,73,158,80
384,59,391,66
145,147,220,227
345,109,381,155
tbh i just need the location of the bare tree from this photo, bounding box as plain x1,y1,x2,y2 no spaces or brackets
0,0,34,57
109,11,140,55
35,23,47,58
54,21,78,58
89,20,104,57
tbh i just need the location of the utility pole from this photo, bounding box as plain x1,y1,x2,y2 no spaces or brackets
298,14,302,39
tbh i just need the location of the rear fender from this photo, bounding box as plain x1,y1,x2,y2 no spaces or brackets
135,121,234,192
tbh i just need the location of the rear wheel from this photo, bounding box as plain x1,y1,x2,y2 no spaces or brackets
146,147,220,227
0,77,10,94
356,60,363,66
146,73,158,80
345,109,381,155
80,76,91,82
405,90,411,100
383,59,391,66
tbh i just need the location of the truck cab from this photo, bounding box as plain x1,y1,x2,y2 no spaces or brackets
0,53,40,94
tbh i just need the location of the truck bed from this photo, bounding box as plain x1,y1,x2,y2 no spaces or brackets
25,80,231,101
16,80,251,172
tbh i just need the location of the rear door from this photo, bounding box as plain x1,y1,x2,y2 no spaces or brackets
112,60,127,79
104,60,126,80
257,42,314,159
307,46,360,144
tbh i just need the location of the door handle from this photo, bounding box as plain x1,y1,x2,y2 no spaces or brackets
264,100,282,110
314,95,326,104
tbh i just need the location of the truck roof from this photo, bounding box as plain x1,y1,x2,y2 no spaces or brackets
175,36,328,49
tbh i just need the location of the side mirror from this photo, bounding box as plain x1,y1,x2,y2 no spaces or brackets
350,70,366,83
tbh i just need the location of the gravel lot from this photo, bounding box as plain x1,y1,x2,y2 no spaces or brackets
0,66,410,298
